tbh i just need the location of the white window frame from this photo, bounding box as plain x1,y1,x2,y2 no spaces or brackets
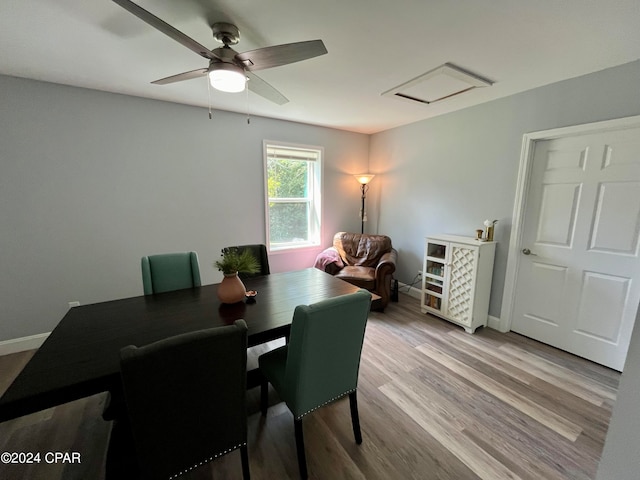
263,140,323,253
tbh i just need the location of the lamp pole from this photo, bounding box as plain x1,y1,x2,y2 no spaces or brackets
360,183,367,233
354,174,375,234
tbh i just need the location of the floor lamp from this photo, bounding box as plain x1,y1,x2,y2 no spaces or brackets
354,174,375,234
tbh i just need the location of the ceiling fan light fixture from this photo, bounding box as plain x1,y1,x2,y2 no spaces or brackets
112,1,326,104
208,63,246,93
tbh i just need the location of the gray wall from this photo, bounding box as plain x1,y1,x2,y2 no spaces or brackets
369,60,640,318
3,61,640,340
596,302,640,479
0,75,369,341
3,61,640,477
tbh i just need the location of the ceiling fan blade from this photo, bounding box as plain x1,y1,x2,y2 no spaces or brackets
246,72,289,105
151,68,209,85
112,0,220,61
235,40,327,71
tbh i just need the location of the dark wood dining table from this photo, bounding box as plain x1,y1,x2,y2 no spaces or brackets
0,268,362,423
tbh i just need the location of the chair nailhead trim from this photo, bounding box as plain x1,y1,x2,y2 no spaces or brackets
296,389,356,420
168,442,247,479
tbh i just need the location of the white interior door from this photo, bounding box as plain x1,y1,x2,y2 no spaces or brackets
511,126,640,371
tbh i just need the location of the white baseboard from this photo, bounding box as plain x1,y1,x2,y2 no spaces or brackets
0,332,50,356
399,283,503,332
398,282,422,299
487,315,504,332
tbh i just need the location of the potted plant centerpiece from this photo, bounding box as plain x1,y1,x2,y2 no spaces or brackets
214,248,260,304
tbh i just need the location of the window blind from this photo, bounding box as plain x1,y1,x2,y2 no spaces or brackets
266,147,319,162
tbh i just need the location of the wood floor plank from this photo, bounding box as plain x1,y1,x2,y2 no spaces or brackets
481,328,621,389
359,325,426,377
353,377,480,480
412,356,603,477
449,330,616,406
415,342,584,441
403,355,600,480
498,343,618,402
380,380,522,480
424,326,536,385
0,293,620,479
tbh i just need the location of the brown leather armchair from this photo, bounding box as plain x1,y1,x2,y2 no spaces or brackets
314,232,397,311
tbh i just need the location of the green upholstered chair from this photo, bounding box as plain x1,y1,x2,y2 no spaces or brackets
104,250,203,423
141,251,201,295
107,321,250,480
222,244,270,280
258,289,372,479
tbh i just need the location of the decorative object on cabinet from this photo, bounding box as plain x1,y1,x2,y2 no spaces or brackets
421,235,496,333
483,219,498,242
353,174,375,234
314,232,396,311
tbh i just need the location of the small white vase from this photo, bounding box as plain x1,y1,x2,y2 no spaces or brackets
217,272,246,304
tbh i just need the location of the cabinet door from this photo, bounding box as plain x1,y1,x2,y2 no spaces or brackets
443,243,479,326
422,239,447,313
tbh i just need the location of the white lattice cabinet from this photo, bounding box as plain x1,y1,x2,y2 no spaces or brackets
421,235,496,333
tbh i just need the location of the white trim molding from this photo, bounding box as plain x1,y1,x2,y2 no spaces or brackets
500,114,640,333
398,282,422,299
0,332,50,356
487,315,502,331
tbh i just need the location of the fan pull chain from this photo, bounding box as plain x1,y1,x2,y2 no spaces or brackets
245,77,251,125
207,76,213,120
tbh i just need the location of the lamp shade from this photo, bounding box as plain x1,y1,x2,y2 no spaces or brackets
354,174,375,185
208,63,246,93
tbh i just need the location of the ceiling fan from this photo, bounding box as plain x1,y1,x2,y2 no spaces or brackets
112,0,328,105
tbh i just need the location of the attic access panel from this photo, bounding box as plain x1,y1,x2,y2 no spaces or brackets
382,63,493,105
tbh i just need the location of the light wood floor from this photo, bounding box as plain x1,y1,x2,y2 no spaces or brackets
0,293,619,479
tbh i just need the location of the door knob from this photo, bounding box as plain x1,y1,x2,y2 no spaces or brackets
522,248,538,256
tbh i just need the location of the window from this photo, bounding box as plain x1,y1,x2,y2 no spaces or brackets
264,141,322,251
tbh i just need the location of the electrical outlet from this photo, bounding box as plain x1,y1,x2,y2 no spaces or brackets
417,270,423,277
68,301,80,308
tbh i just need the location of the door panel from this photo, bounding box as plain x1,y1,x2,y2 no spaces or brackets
512,125,640,370
527,262,567,327
517,261,567,347
590,182,640,254
536,183,580,246
575,272,628,342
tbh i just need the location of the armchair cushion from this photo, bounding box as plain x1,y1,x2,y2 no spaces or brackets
335,266,376,289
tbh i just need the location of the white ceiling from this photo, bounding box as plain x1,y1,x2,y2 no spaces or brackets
2,0,639,134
